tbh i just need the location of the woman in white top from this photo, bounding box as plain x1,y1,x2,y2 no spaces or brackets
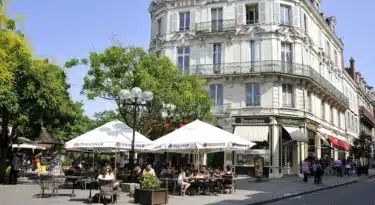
98,166,119,189
177,167,190,195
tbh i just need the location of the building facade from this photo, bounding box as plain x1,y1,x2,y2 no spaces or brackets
149,0,352,177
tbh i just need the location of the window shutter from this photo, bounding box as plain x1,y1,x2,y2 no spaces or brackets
258,1,266,24
190,10,196,30
293,6,300,28
301,12,305,31
217,84,224,105
151,20,156,38
236,4,245,25
170,12,178,32
274,1,280,24
160,17,166,35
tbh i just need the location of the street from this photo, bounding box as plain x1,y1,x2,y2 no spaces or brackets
271,178,375,205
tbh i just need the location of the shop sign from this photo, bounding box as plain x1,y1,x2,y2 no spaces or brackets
245,149,270,155
306,120,318,131
278,118,304,126
167,0,202,8
239,117,270,124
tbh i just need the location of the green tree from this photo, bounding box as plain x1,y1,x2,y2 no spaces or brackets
65,45,212,138
350,131,372,160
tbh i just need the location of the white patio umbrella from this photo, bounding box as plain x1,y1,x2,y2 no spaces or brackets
146,119,255,153
65,120,152,150
65,120,152,177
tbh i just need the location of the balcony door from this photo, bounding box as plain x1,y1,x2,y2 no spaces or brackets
213,43,222,74
211,8,223,32
281,42,292,73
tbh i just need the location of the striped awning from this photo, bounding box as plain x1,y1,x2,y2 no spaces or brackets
234,126,269,142
282,126,309,142
318,133,331,147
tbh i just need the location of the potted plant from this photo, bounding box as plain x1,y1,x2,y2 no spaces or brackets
134,176,168,205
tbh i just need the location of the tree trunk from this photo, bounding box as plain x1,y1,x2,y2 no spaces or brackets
0,147,8,183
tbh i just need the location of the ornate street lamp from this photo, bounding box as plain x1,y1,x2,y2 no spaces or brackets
119,87,153,181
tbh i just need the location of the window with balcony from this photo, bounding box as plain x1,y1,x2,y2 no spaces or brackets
303,13,308,32
330,106,334,124
281,42,292,72
213,43,222,73
246,4,258,24
211,8,223,32
177,47,190,74
282,84,294,108
210,84,223,106
307,92,312,112
246,83,260,106
157,18,162,36
280,5,291,25
249,40,255,64
179,12,190,31
321,101,325,120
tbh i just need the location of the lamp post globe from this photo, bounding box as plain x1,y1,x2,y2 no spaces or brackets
119,89,131,100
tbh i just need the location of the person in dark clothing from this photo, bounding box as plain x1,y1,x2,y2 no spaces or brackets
9,153,21,184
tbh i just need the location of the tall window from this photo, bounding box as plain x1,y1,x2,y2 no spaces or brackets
281,42,292,72
246,4,258,24
282,84,294,108
280,5,291,25
338,112,341,128
333,50,338,66
321,101,325,119
246,83,260,106
179,12,190,31
213,43,222,70
307,92,312,112
210,84,223,106
157,18,162,35
177,47,190,74
330,106,334,123
304,13,308,32
211,8,223,32
326,41,331,59
249,40,255,67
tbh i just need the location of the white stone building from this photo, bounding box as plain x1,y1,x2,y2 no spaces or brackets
149,0,351,177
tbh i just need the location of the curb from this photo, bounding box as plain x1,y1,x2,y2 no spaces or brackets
248,180,358,205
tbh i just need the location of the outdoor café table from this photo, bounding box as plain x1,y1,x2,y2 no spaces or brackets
66,175,86,197
77,178,99,203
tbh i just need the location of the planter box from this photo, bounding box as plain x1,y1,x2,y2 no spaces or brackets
134,189,168,205
357,166,369,175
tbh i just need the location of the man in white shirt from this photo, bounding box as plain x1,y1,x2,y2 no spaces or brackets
119,154,125,169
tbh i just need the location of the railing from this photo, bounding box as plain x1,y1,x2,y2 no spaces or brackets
190,60,349,107
195,19,236,33
359,106,375,125
359,86,374,103
211,104,231,115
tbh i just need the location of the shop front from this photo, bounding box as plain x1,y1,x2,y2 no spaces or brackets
278,117,309,175
233,117,271,177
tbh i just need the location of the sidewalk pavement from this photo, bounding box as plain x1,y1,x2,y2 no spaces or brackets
0,175,358,205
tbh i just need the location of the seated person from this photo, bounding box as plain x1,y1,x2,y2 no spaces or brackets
224,165,232,176
197,165,209,178
98,166,119,189
142,164,156,178
159,166,169,176
67,162,82,176
177,167,191,195
213,168,222,178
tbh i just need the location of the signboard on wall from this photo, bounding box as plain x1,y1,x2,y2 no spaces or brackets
235,117,271,124
278,118,305,126
306,120,318,131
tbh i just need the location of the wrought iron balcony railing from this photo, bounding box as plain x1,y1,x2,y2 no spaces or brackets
211,104,231,115
359,106,375,125
189,61,349,107
195,19,236,33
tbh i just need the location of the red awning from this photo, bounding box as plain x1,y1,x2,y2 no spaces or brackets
328,136,344,150
338,140,350,152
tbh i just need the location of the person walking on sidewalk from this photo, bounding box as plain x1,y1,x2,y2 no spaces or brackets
302,159,310,183
313,160,323,184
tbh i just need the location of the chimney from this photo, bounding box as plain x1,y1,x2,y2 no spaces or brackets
349,57,355,79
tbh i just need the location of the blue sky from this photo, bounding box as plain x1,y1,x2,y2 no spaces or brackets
8,0,375,117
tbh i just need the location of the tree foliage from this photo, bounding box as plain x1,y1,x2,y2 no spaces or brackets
65,45,212,138
350,131,373,160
